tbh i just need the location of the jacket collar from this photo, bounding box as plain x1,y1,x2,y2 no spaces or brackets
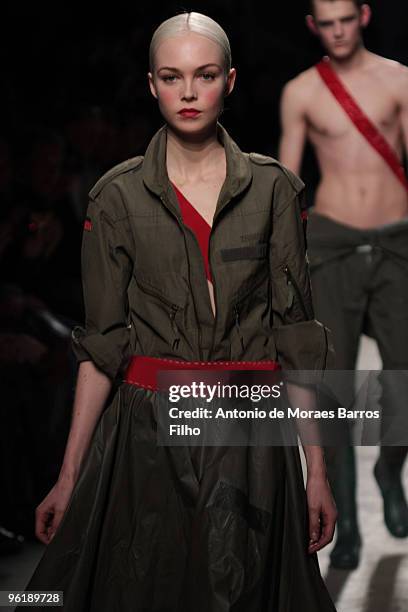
142,123,253,223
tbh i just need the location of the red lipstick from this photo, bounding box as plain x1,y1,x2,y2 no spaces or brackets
178,108,202,118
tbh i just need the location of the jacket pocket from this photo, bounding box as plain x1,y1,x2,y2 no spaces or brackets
232,267,269,305
135,275,186,352
230,269,269,358
135,274,187,309
282,265,309,321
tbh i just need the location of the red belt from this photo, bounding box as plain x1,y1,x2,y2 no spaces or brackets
124,355,281,391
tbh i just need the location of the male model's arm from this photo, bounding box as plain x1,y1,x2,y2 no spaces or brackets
279,77,308,174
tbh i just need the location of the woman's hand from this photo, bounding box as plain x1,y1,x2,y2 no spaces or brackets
306,473,337,554
35,476,76,545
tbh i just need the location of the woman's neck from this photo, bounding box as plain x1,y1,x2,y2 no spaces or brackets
166,123,225,184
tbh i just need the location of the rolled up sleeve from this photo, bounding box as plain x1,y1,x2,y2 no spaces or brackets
71,190,134,380
270,180,334,371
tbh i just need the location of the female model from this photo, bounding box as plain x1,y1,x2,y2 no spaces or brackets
20,12,337,612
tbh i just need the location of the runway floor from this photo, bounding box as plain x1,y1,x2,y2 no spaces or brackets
1,336,407,611
316,335,408,611
317,444,408,612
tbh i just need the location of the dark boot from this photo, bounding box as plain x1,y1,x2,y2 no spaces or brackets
374,447,408,538
326,446,361,570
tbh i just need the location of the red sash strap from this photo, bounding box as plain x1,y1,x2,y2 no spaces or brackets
124,355,281,391
172,183,213,282
316,57,408,193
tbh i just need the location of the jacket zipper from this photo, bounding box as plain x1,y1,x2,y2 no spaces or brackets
208,230,217,357
228,269,269,356
184,229,205,359
169,305,181,351
233,305,245,351
136,277,183,309
283,265,309,320
160,194,203,360
136,277,182,351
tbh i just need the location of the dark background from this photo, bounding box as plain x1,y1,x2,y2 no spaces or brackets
0,1,408,538
2,0,408,155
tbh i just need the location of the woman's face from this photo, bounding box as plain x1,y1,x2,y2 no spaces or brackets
149,32,235,135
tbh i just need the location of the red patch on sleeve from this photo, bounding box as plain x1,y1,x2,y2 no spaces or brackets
84,218,92,231
301,210,308,221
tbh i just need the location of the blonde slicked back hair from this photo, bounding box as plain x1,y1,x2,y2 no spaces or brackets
149,12,232,73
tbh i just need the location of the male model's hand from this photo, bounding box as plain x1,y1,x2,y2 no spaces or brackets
306,475,337,554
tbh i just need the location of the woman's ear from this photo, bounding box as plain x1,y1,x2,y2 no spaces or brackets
225,68,237,97
148,72,158,99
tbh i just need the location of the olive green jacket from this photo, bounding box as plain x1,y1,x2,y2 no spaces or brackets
71,124,332,380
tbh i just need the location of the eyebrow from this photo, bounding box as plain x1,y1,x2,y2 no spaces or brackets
316,14,357,26
157,63,222,73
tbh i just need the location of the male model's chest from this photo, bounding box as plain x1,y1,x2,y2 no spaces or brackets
307,87,398,141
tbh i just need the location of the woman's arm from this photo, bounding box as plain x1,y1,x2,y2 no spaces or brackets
305,446,336,555
34,181,134,545
59,361,112,482
269,169,337,552
35,361,112,544
286,382,337,554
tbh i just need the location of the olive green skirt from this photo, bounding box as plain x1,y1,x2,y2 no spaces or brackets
19,383,336,611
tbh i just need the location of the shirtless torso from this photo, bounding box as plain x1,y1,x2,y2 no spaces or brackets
278,1,408,572
279,50,408,229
